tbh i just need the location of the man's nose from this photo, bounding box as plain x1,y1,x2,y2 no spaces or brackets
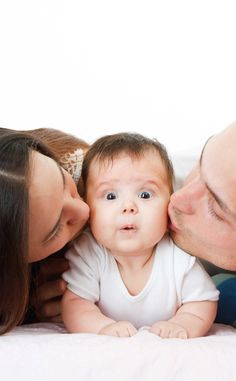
170,177,204,214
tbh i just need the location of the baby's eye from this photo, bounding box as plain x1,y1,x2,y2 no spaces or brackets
105,192,118,200
139,191,152,199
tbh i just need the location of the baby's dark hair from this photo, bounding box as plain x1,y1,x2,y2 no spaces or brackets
82,132,174,193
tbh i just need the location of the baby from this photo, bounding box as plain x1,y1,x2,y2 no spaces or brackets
62,132,219,338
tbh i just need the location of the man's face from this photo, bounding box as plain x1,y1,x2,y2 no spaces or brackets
169,123,236,270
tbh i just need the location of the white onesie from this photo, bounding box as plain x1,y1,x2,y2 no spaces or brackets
63,230,219,328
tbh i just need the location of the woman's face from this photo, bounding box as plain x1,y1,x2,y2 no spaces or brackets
28,151,89,262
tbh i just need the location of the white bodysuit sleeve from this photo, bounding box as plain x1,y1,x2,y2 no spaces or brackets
174,247,219,303
62,230,103,302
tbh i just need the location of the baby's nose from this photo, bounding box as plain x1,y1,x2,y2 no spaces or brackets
122,201,138,214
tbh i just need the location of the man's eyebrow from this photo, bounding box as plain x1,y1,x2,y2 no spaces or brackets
200,137,236,220
42,165,65,243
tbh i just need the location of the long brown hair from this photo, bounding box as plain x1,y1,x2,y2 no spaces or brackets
0,127,90,333
0,128,57,334
24,128,89,158
23,128,89,193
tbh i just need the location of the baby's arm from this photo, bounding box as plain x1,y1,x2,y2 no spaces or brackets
150,300,217,339
62,289,137,337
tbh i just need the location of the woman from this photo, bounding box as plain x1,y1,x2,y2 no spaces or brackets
0,127,90,334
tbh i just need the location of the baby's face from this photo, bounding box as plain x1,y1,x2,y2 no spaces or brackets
86,151,171,257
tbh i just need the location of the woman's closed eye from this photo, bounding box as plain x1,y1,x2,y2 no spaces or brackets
48,223,64,242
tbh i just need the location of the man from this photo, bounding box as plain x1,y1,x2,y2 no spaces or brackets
33,122,236,325
169,122,236,271
168,122,236,325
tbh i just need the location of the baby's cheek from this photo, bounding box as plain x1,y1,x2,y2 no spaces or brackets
158,208,169,230
89,210,107,236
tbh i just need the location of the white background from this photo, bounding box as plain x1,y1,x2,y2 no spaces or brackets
0,1,235,157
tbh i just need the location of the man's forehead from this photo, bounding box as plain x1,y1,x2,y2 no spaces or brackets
201,123,236,160
200,127,236,167
199,131,236,219
199,135,214,164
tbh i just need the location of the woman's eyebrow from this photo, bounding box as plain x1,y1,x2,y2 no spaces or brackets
42,165,65,243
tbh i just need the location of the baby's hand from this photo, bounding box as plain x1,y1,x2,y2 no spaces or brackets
150,321,188,339
99,321,137,337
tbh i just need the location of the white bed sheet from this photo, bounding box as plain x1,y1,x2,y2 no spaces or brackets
0,323,236,381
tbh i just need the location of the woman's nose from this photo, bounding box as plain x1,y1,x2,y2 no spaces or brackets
170,177,204,215
67,197,89,225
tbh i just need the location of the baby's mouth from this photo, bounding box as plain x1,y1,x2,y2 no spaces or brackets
120,224,137,231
